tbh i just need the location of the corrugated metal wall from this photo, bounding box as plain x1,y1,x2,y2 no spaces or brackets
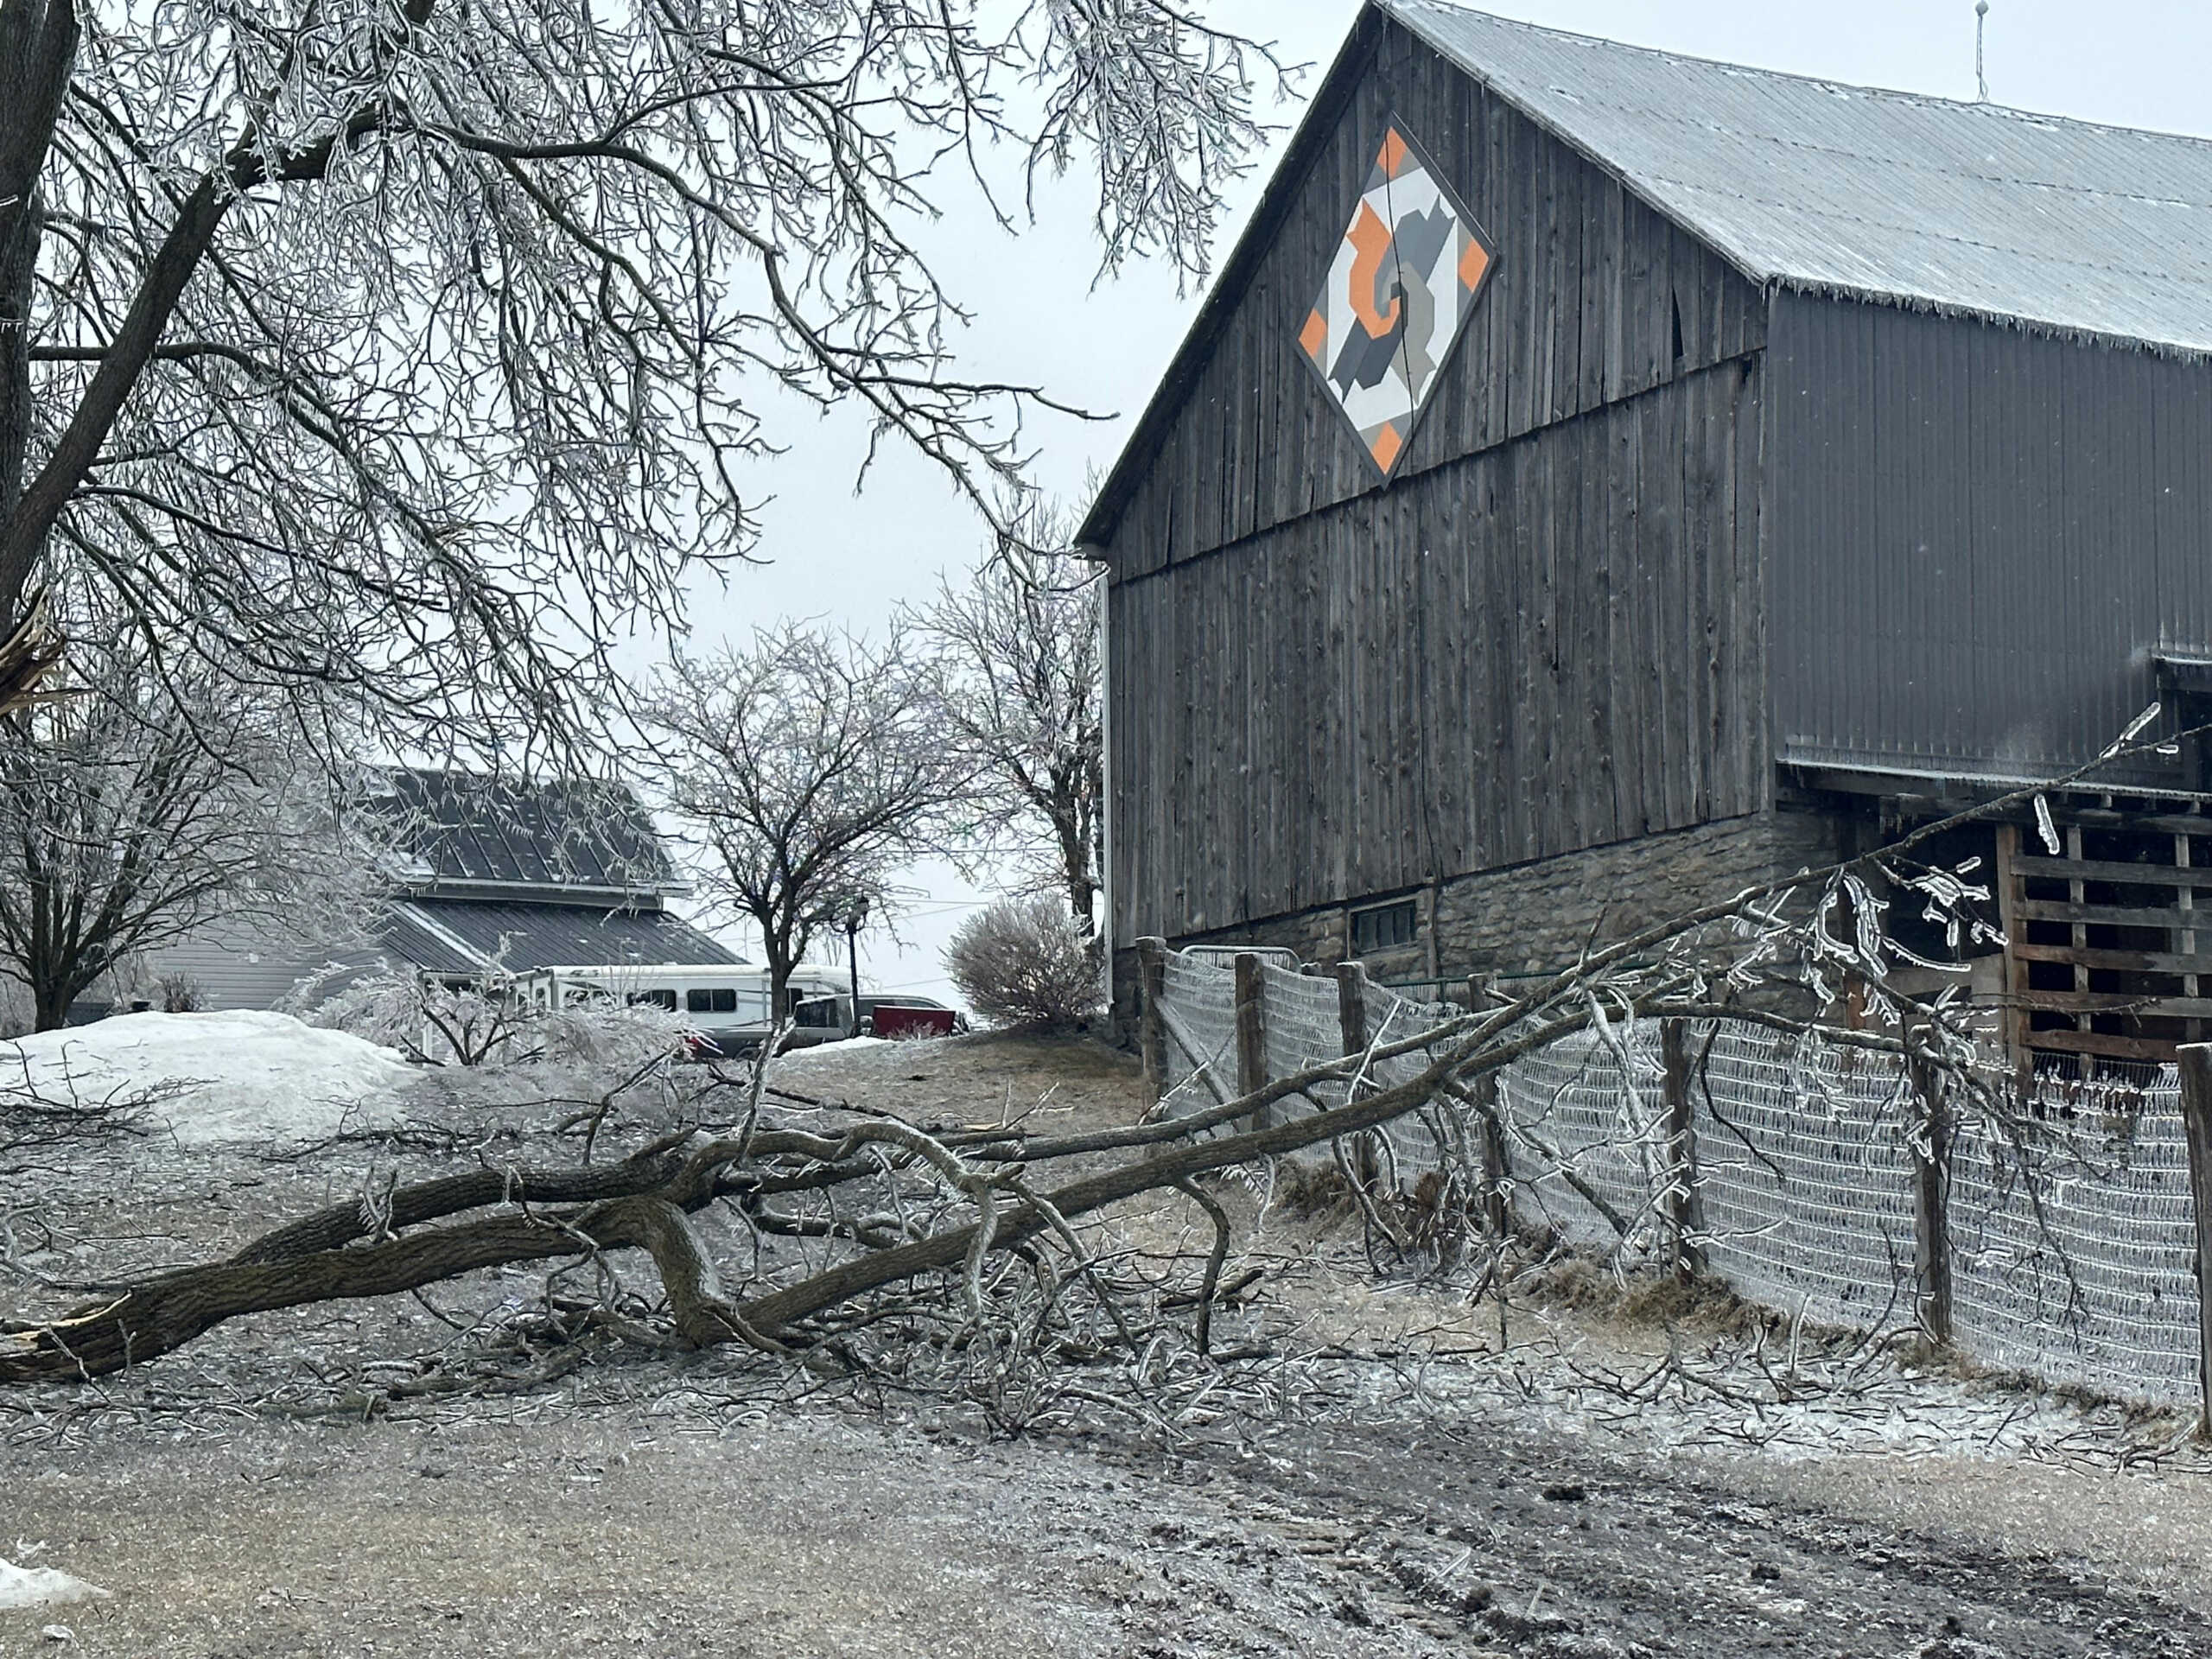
1768,291,2212,782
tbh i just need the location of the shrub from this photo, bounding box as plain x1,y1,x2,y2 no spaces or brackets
156,972,206,1014
293,969,695,1071
944,896,1103,1029
293,969,524,1065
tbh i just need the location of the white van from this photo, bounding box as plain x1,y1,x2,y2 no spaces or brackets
525,963,854,1056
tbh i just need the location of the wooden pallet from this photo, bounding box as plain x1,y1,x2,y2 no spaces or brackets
1995,815,2212,1072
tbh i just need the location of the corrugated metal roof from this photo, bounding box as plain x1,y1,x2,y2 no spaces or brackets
379,900,741,975
1388,0,2212,355
375,769,678,894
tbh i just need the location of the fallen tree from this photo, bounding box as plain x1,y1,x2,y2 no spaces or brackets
0,737,2158,1392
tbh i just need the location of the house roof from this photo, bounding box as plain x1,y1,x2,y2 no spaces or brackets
380,899,742,976
1080,0,2212,548
1387,0,2212,355
375,768,680,896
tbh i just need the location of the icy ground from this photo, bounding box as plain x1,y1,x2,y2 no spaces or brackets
2,1032,2209,1657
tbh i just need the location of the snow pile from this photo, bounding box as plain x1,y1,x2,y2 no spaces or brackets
0,1557,109,1611
0,1011,421,1147
777,1036,894,1062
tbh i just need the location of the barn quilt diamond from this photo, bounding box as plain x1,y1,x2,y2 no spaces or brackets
1298,123,1494,478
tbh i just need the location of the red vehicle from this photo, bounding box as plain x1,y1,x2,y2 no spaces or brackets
853,995,963,1039
869,1003,957,1039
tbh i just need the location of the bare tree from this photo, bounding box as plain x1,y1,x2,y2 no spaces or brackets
0,624,383,1030
634,623,972,1022
918,505,1103,929
0,0,1285,751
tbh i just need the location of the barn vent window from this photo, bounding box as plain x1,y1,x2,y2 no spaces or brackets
1350,899,1419,956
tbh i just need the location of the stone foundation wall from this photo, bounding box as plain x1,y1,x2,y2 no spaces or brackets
1109,807,1849,1038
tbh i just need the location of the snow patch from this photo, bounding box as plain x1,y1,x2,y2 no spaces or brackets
0,1011,421,1146
0,1558,109,1611
777,1036,894,1062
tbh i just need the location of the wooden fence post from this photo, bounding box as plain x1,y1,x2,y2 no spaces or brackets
1136,938,1168,1104
1234,952,1269,1132
2174,1044,2212,1437
1333,959,1368,1059
1333,959,1377,1183
1659,1020,1703,1278
1905,1037,1955,1347
1474,1071,1511,1236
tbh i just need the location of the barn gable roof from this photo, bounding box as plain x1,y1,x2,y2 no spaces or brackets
1081,0,2212,549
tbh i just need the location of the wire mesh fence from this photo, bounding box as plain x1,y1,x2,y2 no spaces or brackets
1145,942,2209,1410
1949,1103,2202,1406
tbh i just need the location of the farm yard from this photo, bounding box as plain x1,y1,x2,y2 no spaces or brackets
4,1029,2212,1658
12,0,2212,1649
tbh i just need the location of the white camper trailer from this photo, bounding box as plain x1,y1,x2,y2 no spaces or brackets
525,962,855,1055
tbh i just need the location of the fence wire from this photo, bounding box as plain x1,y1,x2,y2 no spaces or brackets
1147,945,2209,1408
1685,1022,1921,1335
1949,1093,2202,1408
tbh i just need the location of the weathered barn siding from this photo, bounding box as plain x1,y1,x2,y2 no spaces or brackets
1101,13,1767,579
1109,344,1768,944
1768,291,2212,784
1101,11,1776,946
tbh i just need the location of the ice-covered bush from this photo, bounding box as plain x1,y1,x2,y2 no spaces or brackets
292,969,526,1065
293,969,696,1071
537,1001,696,1072
944,896,1103,1029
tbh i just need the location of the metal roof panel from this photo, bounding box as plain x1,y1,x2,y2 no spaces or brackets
377,900,741,974
1387,0,2212,355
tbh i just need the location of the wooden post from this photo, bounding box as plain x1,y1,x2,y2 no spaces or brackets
1905,1036,1954,1346
1334,959,1376,1182
1659,1020,1703,1277
1234,951,1268,1132
2067,822,2092,1082
1333,959,1368,1058
2174,1044,2212,1438
1993,823,2031,1090
1474,1071,1510,1236
1136,937,1169,1104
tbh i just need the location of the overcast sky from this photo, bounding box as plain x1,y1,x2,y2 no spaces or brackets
674,0,2212,1000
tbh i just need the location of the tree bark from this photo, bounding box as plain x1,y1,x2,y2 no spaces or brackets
0,0,79,612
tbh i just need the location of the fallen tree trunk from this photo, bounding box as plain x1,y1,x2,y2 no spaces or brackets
0,1026,1491,1384
0,1188,784,1382
0,957,1974,1389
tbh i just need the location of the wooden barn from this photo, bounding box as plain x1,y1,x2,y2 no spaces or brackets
1080,0,2212,1070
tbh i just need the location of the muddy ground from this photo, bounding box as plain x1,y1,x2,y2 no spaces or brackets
3,1033,2210,1658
